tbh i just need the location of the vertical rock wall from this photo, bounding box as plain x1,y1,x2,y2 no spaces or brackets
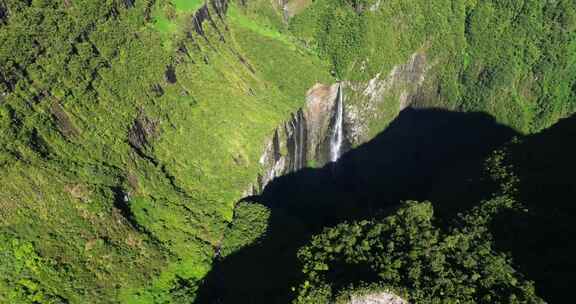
345,52,429,145
252,83,345,193
249,52,430,194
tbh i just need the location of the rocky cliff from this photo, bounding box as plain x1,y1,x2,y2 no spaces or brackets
345,52,429,145
250,52,430,193
253,83,346,193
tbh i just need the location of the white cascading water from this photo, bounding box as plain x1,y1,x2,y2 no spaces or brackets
330,83,344,162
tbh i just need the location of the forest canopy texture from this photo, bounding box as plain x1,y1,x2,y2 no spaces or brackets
0,0,575,303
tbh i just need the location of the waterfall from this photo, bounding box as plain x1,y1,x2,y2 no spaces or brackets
330,83,344,162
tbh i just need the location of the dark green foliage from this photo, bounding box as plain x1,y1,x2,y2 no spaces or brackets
302,3,367,78
0,233,97,303
0,0,575,302
289,0,368,78
290,0,576,132
220,202,271,257
459,0,576,132
295,201,542,303
0,0,331,302
487,114,576,302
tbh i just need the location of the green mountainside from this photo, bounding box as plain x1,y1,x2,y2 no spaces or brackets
289,113,576,304
290,0,576,132
0,0,331,302
0,0,574,303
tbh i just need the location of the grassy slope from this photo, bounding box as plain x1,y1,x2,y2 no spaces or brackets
0,0,574,302
0,0,331,303
289,0,576,134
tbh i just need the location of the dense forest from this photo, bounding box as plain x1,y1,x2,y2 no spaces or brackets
0,0,574,303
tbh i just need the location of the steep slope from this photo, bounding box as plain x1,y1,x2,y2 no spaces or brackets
0,0,575,303
290,113,576,303
289,0,576,133
490,114,576,302
293,201,543,304
0,1,332,302
252,0,576,189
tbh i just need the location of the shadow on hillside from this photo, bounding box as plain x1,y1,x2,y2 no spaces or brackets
194,108,518,304
490,114,576,303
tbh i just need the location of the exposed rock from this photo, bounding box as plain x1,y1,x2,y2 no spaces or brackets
251,83,347,193
165,65,177,84
305,83,350,164
278,0,290,24
190,2,228,42
281,0,313,22
64,183,90,203
192,4,210,36
126,172,140,193
177,42,190,59
285,109,308,171
128,110,159,155
349,292,407,304
369,0,382,12
211,0,229,20
151,83,164,97
144,0,154,22
345,52,429,145
50,102,80,139
255,113,304,193
250,53,429,194
123,0,135,9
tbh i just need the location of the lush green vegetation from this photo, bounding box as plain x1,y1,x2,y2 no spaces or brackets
294,200,542,303
488,115,576,302
287,114,576,303
290,141,545,303
0,0,575,303
220,202,270,257
0,0,331,302
289,0,576,132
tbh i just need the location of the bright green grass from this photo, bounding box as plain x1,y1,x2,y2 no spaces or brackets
150,0,215,52
0,1,334,301
173,0,203,12
153,0,206,33
228,4,294,47
153,15,176,34
119,7,332,301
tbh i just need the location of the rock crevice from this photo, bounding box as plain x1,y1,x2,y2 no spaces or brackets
251,52,430,194
253,83,346,193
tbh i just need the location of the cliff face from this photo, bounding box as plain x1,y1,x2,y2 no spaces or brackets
345,52,429,145
251,52,430,193
254,83,345,193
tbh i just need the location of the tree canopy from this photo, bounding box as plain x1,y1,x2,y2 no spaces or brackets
295,200,542,304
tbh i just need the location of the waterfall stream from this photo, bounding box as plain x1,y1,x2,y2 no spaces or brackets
330,83,344,162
